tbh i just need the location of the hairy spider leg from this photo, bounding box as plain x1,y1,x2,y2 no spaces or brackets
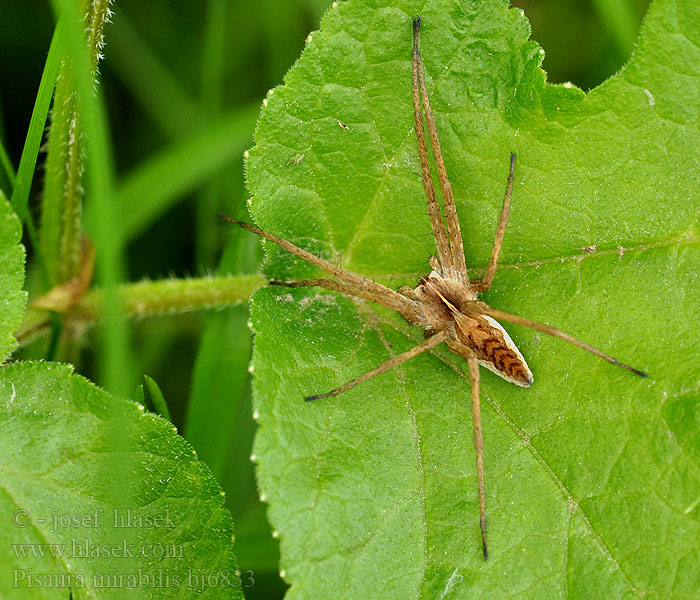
305,329,450,401
467,353,488,559
412,17,466,275
216,214,414,317
462,301,648,377
411,18,452,271
472,152,516,292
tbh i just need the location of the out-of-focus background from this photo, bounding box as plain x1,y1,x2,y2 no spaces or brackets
0,0,650,596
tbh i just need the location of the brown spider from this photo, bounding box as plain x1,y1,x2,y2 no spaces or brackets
218,16,646,559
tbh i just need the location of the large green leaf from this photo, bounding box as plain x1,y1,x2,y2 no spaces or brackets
246,0,700,597
0,362,244,599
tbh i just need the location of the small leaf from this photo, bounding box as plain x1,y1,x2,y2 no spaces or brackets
0,190,27,362
246,0,700,598
0,362,243,599
143,375,172,422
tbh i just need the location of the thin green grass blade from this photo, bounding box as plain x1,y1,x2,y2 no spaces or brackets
115,105,258,245
9,18,66,286
201,0,227,110
9,18,64,225
107,11,204,137
0,136,15,195
195,0,229,266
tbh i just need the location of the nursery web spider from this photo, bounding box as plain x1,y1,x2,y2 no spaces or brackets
218,17,647,560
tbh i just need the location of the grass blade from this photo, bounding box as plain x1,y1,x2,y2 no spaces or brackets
115,104,258,245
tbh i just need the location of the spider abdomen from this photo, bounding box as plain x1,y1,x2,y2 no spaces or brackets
451,312,534,387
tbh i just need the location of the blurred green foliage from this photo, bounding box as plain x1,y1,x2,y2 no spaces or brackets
0,0,650,597
516,0,650,90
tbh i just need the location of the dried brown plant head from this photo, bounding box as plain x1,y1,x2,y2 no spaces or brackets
218,16,647,560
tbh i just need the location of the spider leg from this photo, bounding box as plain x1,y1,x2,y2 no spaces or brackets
397,284,419,300
271,278,420,322
412,17,467,275
217,213,409,309
467,353,488,560
472,153,516,292
412,18,452,271
463,301,648,377
305,329,449,400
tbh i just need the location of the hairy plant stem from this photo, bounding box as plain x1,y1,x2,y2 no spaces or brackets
39,0,112,285
16,274,265,346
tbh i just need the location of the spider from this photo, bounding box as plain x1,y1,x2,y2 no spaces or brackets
218,16,647,559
